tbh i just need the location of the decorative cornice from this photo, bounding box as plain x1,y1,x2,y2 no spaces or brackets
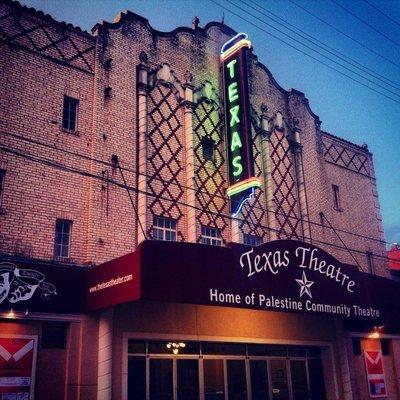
321,130,372,154
2,0,93,38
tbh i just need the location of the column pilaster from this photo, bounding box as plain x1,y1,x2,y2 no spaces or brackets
137,52,149,245
182,72,196,242
260,105,277,241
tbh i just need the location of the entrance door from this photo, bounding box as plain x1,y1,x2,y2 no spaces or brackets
270,360,290,400
250,360,270,400
290,360,309,400
149,358,173,400
177,359,199,400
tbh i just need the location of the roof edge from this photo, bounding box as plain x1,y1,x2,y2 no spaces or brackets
322,130,372,154
5,0,93,37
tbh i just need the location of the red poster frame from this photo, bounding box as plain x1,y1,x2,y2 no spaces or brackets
364,349,387,398
0,335,37,400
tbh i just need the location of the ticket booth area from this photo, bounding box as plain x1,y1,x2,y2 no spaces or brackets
127,340,326,400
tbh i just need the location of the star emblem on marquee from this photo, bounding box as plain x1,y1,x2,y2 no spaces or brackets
295,271,314,299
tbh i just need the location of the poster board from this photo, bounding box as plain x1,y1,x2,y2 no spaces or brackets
0,335,37,400
364,350,387,398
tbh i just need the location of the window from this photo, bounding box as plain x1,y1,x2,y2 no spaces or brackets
41,321,68,349
332,184,341,210
352,337,361,355
366,251,374,274
153,216,177,241
381,339,390,356
202,137,215,161
243,234,262,246
62,95,79,132
201,226,222,246
0,169,5,209
54,219,72,259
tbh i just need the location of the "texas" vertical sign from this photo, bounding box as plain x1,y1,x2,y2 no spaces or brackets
221,33,261,216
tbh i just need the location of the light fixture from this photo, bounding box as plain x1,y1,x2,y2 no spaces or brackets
166,342,186,355
7,309,15,318
368,325,384,339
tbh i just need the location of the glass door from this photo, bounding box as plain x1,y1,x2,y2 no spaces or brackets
269,359,290,400
226,360,247,400
290,360,309,400
203,359,225,400
149,358,173,400
250,360,270,400
177,359,199,400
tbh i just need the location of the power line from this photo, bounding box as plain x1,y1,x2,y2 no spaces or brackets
1,129,390,246
0,142,392,266
209,0,400,105
330,0,400,49
362,0,400,29
225,0,400,99
287,0,400,70
114,155,147,240
244,0,400,92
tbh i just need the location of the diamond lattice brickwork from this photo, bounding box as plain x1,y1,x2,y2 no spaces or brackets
322,138,370,176
147,83,185,240
193,100,229,244
0,2,94,73
270,131,301,239
239,132,269,241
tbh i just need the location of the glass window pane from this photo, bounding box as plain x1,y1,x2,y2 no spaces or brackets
128,356,146,400
61,245,69,258
290,360,309,400
288,346,306,357
227,360,247,400
128,340,146,354
250,360,270,400
202,342,246,355
150,359,173,400
177,359,199,400
148,341,173,354
248,344,287,357
204,359,225,400
306,347,321,358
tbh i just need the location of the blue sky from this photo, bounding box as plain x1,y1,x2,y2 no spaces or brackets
21,0,400,246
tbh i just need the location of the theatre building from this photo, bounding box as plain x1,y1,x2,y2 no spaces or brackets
1,1,400,399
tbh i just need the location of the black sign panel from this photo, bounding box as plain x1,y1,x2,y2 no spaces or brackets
139,240,400,322
0,261,86,314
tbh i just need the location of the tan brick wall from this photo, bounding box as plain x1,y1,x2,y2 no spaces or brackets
0,0,94,265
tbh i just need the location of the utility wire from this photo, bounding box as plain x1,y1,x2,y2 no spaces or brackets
244,0,400,92
0,142,393,266
209,0,400,105
114,155,147,240
224,0,400,99
330,0,400,49
320,212,363,270
362,0,400,29
287,0,400,70
1,129,390,247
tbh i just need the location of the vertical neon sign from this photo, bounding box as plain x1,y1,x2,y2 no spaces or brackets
221,33,261,216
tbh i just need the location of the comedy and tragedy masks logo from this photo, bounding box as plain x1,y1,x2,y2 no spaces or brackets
0,262,57,305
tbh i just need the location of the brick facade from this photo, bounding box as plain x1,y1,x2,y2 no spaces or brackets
0,0,387,277
0,2,396,399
